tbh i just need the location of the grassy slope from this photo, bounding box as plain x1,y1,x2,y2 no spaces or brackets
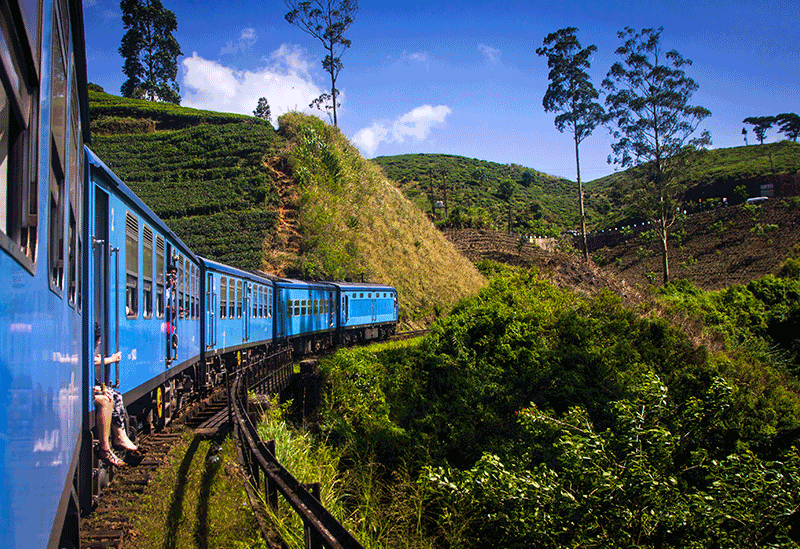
375,142,800,233
89,91,280,269
88,92,485,325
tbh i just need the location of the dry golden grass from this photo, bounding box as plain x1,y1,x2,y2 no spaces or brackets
275,113,486,326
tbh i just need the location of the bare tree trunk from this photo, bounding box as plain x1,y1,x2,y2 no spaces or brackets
575,136,589,262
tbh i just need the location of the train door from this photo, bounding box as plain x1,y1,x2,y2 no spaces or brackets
371,293,377,322
276,288,286,339
244,282,250,342
92,189,118,387
206,272,216,348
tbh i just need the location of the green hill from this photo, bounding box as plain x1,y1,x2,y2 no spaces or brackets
372,153,584,235
88,90,486,325
374,143,800,235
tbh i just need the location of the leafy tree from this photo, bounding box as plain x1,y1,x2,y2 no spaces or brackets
742,115,776,145
119,0,182,104
777,112,800,142
253,96,271,124
284,0,358,127
537,27,604,262
603,27,711,284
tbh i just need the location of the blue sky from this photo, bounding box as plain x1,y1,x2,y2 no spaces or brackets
83,0,800,181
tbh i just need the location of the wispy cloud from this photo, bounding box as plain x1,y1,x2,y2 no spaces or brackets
181,44,326,122
401,50,430,70
354,104,452,156
220,28,258,56
478,43,501,64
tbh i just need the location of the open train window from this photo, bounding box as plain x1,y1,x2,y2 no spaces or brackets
220,276,227,319
142,225,153,318
178,255,184,318
125,212,138,317
268,288,273,318
155,236,164,318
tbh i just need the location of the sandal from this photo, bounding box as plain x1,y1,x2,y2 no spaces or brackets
98,449,125,467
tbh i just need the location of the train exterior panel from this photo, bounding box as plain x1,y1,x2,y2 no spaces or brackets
0,0,90,546
201,258,274,357
85,149,202,420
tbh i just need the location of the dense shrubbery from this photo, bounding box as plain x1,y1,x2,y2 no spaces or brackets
318,263,800,547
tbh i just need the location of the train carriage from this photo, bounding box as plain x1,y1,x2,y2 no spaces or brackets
0,0,90,546
273,278,336,354
85,148,202,431
201,258,274,362
332,282,398,344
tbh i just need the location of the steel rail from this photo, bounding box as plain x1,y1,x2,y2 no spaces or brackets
229,356,364,549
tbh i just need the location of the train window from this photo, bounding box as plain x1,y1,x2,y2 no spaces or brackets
193,265,198,319
228,279,235,318
155,236,164,318
142,225,153,318
300,299,306,316
220,277,227,318
0,7,40,272
253,286,259,317
294,300,300,317
286,300,292,318
236,280,242,318
178,256,184,318
360,293,364,298
268,288,273,318
125,212,138,317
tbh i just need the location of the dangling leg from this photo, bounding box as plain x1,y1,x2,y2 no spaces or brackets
110,389,138,451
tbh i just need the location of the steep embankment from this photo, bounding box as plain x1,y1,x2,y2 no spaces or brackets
88,92,486,325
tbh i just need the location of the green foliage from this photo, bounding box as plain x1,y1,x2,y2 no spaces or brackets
317,267,800,547
119,0,182,104
777,113,800,142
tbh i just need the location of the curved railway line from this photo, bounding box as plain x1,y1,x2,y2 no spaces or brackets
79,332,427,548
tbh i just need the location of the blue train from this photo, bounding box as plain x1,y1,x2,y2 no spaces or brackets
0,1,398,547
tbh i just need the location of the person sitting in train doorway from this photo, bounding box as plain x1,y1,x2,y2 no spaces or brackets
165,263,179,352
93,323,138,467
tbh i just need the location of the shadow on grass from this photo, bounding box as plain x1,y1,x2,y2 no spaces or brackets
195,442,223,549
164,435,203,549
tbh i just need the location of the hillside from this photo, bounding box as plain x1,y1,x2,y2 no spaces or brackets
586,141,800,228
88,91,486,325
372,153,584,235
374,143,800,236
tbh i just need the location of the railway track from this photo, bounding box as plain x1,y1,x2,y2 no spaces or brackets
78,388,230,548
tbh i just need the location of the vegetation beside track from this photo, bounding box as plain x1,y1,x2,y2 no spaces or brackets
128,432,265,549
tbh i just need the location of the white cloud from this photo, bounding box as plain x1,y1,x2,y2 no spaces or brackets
401,50,430,70
181,44,326,121
353,104,452,156
478,43,501,64
220,28,258,56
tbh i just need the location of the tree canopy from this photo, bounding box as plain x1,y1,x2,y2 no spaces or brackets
777,113,800,142
284,0,358,127
537,27,603,261
119,0,182,104
603,26,710,284
743,115,777,145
